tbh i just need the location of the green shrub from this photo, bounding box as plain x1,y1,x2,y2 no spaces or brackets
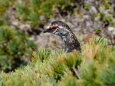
0,26,36,72
0,0,14,16
0,31,115,86
15,0,76,27
58,76,78,86
80,36,115,86
33,48,52,62
83,3,91,11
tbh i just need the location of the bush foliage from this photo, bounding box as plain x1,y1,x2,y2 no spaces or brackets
0,0,76,27
0,26,36,72
0,36,115,86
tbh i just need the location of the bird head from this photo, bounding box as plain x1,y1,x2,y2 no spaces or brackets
43,21,71,37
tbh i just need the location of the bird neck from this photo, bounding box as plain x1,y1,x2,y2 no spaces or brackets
60,32,81,52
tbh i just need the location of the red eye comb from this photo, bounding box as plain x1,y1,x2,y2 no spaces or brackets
50,25,58,29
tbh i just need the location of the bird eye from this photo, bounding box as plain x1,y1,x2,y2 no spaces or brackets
50,25,58,29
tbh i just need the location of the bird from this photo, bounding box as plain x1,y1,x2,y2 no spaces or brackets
43,21,81,52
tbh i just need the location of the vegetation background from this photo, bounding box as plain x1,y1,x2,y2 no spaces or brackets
0,0,115,86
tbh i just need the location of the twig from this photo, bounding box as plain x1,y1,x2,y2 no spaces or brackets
33,70,41,86
72,67,81,79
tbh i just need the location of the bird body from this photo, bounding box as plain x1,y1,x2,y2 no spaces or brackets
43,21,81,52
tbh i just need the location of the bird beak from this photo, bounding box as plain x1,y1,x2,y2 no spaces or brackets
43,28,51,33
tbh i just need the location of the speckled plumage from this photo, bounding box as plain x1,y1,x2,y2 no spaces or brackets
43,21,81,52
